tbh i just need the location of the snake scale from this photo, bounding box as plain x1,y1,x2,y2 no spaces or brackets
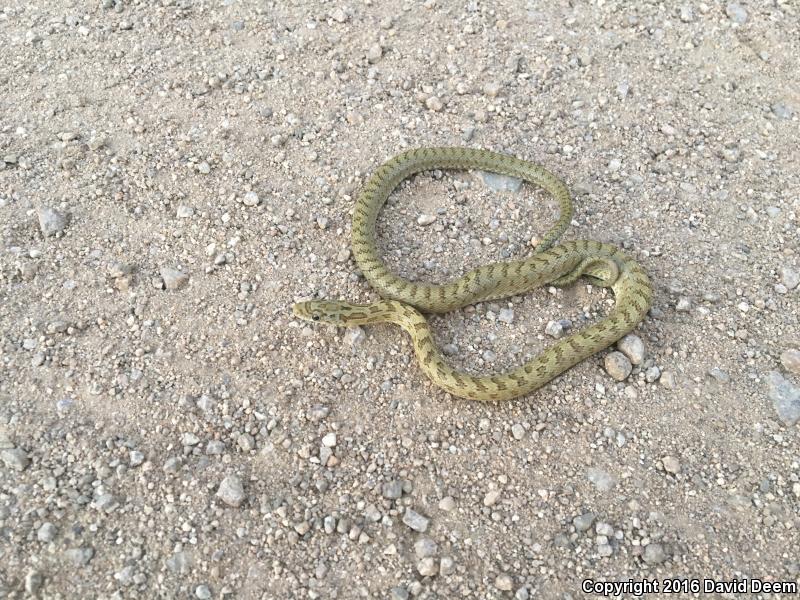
293,147,653,401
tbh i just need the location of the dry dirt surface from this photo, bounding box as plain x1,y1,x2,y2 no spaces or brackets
1,1,800,598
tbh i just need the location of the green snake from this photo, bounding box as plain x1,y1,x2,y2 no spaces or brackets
293,147,653,401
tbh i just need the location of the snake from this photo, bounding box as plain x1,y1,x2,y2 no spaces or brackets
292,147,653,401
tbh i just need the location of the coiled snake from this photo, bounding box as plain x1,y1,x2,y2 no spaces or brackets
293,147,653,401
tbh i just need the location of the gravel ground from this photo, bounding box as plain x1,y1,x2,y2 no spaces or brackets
1,1,799,598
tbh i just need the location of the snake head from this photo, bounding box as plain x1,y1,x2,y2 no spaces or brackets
292,300,350,326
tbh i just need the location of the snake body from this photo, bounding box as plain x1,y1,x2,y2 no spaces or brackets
293,147,653,401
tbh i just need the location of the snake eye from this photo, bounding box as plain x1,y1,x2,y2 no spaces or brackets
312,314,320,321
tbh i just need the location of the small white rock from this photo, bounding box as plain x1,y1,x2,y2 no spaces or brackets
321,433,337,447
617,334,645,364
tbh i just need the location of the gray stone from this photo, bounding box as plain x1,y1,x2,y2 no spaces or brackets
64,547,94,567
414,537,438,558
24,571,44,595
645,366,661,383
243,191,260,206
662,456,681,474
0,448,30,471
781,267,800,290
725,3,748,24
439,556,455,576
495,573,514,591
206,440,225,455
708,367,730,383
498,308,514,324
573,512,595,532
37,207,68,237
166,550,194,575
483,489,502,507
195,584,212,599
643,543,667,564
781,349,800,375
768,372,800,426
587,467,617,492
676,297,692,312
382,479,403,499
129,450,145,466
163,456,182,472
772,103,794,120
479,171,523,193
402,508,430,533
390,587,409,600
37,522,58,542
511,423,526,440
417,557,438,577
617,334,645,364
604,352,632,381
161,267,189,290
425,96,443,111
217,474,246,507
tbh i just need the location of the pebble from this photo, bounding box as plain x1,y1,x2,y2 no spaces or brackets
708,367,730,383
195,584,212,599
587,467,617,492
725,2,748,24
216,474,246,507
780,349,800,375
425,96,443,111
660,371,677,389
479,171,523,193
439,556,455,576
321,432,337,447
662,456,681,474
366,44,382,63
176,205,194,218
511,423,525,440
417,214,436,226
617,334,645,364
37,207,68,237
573,512,595,532
643,543,667,564
645,366,661,383
772,103,794,120
498,308,514,324
676,297,692,312
390,587,409,600
604,352,632,381
238,434,255,451
767,372,800,426
64,547,94,567
24,571,43,595
417,557,438,577
414,537,438,558
197,161,211,174
182,432,200,446
243,191,260,206
545,320,566,338
0,447,30,471
483,489,501,507
160,267,189,290
402,508,430,533
495,573,514,591
438,496,455,511
382,480,403,499
781,267,799,290
37,522,58,542
166,551,193,575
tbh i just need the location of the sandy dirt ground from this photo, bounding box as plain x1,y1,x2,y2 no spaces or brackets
1,1,799,598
